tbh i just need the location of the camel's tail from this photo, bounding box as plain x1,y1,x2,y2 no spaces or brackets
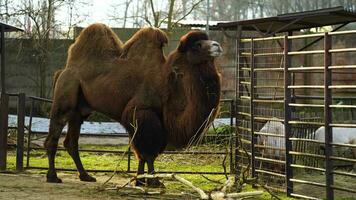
66,23,124,66
52,69,63,92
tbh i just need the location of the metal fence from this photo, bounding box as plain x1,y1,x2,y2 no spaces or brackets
0,94,235,176
236,30,356,199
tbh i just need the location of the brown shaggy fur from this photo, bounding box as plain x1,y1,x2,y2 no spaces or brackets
66,23,123,67
121,27,168,59
45,24,221,185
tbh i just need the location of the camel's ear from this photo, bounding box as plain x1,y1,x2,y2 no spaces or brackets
178,31,209,52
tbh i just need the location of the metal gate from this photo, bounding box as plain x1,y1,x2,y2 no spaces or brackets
236,31,356,199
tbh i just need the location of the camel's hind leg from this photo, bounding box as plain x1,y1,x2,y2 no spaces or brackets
63,113,96,182
44,114,66,183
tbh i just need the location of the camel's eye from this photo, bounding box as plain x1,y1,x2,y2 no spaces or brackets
192,42,202,51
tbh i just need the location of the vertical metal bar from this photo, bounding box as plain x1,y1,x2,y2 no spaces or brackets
0,25,4,94
229,99,234,174
250,38,256,177
235,25,242,177
127,147,131,172
26,99,34,168
0,93,9,170
324,32,334,200
284,35,293,196
16,93,25,171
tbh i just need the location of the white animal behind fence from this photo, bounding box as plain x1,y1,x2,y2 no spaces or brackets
314,126,356,170
258,120,285,160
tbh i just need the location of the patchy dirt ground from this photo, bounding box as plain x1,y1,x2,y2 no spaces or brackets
0,171,194,200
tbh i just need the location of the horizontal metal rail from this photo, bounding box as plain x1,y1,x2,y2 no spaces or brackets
254,85,284,89
28,96,52,103
240,30,356,42
289,103,324,108
254,131,285,138
254,144,285,151
329,104,356,109
288,50,324,55
254,156,285,164
288,66,324,71
289,178,326,187
255,169,285,177
25,166,227,175
254,67,284,71
253,99,284,103
329,85,356,89
329,48,356,53
290,164,325,172
289,151,325,159
288,121,324,126
289,138,324,144
331,185,356,193
328,65,356,69
28,147,229,155
329,123,356,128
330,156,356,163
333,170,356,178
241,67,251,71
288,85,324,89
331,142,356,148
290,193,320,200
254,116,284,122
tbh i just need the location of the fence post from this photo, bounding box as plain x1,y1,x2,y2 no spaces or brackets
250,38,256,178
324,32,334,200
284,35,293,196
234,27,243,178
0,93,9,171
26,99,34,168
16,93,26,171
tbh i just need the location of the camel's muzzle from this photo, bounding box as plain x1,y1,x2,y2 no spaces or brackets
209,41,223,57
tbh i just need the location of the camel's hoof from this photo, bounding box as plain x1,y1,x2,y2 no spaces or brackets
46,174,62,183
147,178,165,188
134,178,146,186
79,173,96,182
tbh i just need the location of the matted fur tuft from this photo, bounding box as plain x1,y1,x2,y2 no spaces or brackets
66,23,123,67
177,30,209,52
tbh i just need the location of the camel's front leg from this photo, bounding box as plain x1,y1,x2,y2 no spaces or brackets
147,158,164,188
134,160,145,186
122,106,167,187
64,113,96,182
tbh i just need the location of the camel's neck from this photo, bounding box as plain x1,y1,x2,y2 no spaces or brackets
163,54,221,147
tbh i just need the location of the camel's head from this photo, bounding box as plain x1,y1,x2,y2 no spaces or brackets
178,30,223,64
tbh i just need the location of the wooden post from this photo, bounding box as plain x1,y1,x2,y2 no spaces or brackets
284,35,293,196
26,99,35,168
0,25,5,94
250,38,256,178
324,33,334,200
16,93,25,171
0,93,9,171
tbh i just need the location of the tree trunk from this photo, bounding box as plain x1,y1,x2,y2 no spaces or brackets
167,0,176,31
